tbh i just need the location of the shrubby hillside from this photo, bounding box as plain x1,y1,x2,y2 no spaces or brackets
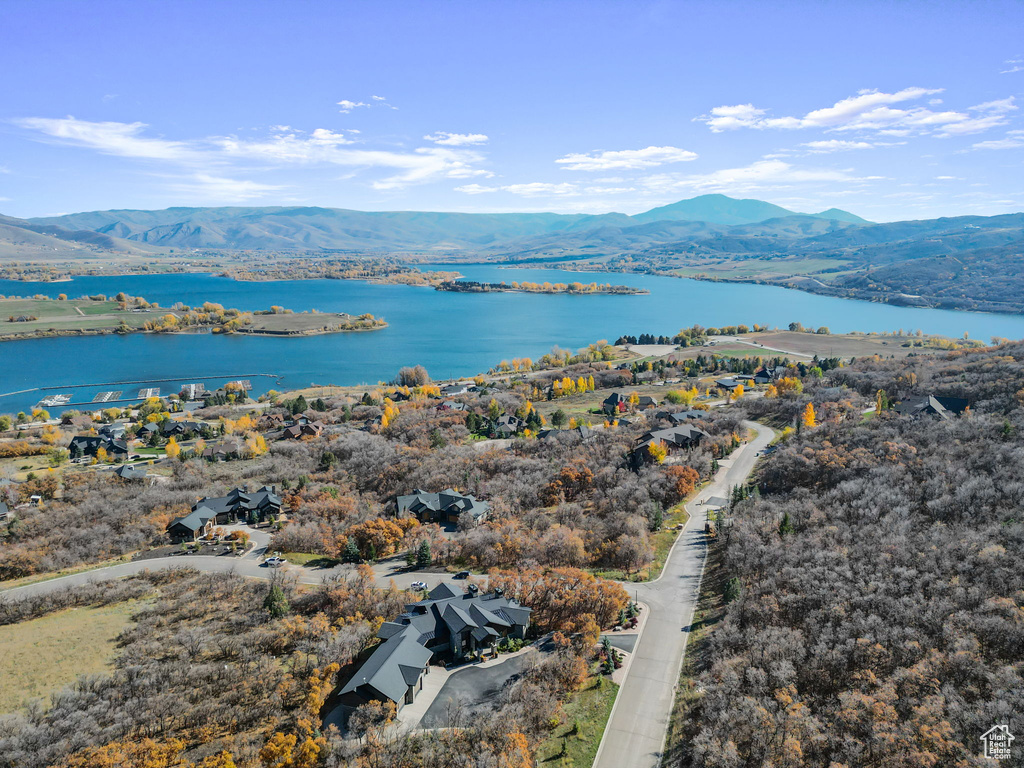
674,345,1024,768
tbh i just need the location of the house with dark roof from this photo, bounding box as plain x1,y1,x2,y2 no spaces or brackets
715,378,740,392
162,420,207,438
396,489,489,525
114,464,148,481
753,366,783,385
537,425,595,441
167,507,217,542
602,392,628,414
492,413,525,438
282,420,325,440
68,435,129,460
637,395,659,410
337,583,531,710
166,485,282,541
195,486,282,525
655,410,705,424
895,395,969,420
634,425,710,464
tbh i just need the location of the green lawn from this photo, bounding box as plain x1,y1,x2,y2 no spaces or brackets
535,676,619,767
0,601,139,712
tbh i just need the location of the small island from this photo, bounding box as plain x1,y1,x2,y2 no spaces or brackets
436,280,648,295
0,293,386,342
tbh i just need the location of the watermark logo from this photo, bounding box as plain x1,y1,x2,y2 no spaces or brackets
981,725,1014,760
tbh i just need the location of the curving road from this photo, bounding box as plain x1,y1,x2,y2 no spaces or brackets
593,420,774,768
0,420,774,768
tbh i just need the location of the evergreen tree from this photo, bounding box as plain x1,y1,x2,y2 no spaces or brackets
779,511,795,537
343,539,360,564
416,539,432,567
551,409,568,428
312,397,327,412
649,504,664,532
263,583,290,618
723,576,741,604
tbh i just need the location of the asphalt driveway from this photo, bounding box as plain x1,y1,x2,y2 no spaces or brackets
419,650,536,728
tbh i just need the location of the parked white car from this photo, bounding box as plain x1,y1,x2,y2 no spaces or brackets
265,556,285,568
410,581,428,591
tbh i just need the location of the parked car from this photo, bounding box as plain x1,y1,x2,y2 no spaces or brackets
467,583,479,594
265,556,285,568
454,570,471,579
410,581,428,591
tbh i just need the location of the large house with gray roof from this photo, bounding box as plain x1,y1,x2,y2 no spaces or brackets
166,485,282,542
337,583,531,710
396,489,489,525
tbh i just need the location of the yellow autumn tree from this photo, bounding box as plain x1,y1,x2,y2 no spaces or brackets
733,383,745,398
802,402,817,428
647,440,668,463
765,384,779,398
197,752,238,768
164,437,181,459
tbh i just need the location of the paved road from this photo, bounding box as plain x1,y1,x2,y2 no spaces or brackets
593,420,774,768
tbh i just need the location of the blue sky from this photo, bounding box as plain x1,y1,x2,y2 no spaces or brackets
1,0,1022,221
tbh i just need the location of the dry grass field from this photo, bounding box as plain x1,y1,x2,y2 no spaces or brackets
0,601,139,712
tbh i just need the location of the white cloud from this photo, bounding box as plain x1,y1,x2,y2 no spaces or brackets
424,132,489,146
167,173,284,202
698,88,1014,137
12,117,201,161
555,146,698,171
456,182,580,197
14,117,492,192
372,95,387,101
1001,59,1023,74
337,99,370,113
637,159,879,196
972,130,1024,150
801,140,875,153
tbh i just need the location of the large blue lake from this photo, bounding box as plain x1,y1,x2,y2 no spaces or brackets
2,264,1024,413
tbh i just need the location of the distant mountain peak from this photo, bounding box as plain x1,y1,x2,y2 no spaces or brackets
632,194,868,226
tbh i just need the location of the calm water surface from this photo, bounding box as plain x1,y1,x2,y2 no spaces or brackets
2,265,1023,413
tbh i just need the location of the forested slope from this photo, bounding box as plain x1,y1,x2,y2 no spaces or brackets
676,346,1024,767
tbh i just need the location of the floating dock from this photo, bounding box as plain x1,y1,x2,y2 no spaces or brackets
92,390,123,403
137,387,161,398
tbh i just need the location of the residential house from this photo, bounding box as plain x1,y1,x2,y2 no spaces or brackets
537,425,595,441
602,392,628,413
202,438,245,461
68,435,129,460
98,423,127,440
436,400,469,412
715,378,740,392
441,383,474,397
166,507,216,543
396,489,490,525
637,395,659,410
282,420,325,440
192,485,283,525
338,583,531,710
753,366,783,385
492,413,525,438
655,410,705,424
895,395,969,420
162,420,206,438
114,464,148,481
634,425,710,463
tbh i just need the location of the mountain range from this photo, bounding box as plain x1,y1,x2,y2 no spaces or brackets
4,194,1024,314
20,195,868,252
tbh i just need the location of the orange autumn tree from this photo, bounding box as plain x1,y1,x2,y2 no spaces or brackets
487,566,628,631
802,402,817,428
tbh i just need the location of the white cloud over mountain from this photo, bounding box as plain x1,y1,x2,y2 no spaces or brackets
556,146,697,171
